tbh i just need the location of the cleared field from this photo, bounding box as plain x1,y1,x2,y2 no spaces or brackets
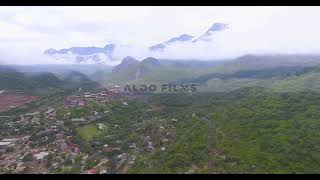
0,93,38,112
76,123,103,141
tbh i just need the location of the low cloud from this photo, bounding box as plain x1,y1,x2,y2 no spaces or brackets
1,6,320,65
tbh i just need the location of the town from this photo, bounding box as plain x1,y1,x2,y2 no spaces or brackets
0,85,177,174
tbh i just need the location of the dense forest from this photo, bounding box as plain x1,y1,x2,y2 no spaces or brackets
129,87,320,173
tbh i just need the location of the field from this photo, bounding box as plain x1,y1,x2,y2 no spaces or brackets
0,93,38,113
76,123,104,141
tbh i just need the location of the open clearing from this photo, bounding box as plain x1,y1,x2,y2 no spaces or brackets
76,123,103,141
0,93,38,112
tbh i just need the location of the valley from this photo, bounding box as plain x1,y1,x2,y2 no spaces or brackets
2,5,320,175
2,54,320,173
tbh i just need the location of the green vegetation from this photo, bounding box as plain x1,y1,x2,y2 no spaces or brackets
127,88,320,173
76,124,103,141
0,66,100,94
4,54,320,174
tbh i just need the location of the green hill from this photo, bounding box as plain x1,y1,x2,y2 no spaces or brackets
0,66,35,90
105,57,211,85
270,65,320,92
0,66,101,94
105,55,320,91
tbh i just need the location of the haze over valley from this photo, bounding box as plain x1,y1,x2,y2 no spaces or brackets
2,6,320,174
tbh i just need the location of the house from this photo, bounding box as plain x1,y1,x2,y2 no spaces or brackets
78,101,85,106
99,93,107,96
112,147,121,151
25,111,40,117
96,123,105,130
86,168,97,174
71,117,86,122
0,141,12,148
51,162,59,169
161,138,169,143
56,121,64,126
2,138,16,142
93,111,99,116
15,162,26,173
147,141,154,150
103,144,109,147
84,94,92,98
42,136,49,142
66,141,80,154
0,139,16,149
129,161,135,165
117,153,127,160
63,96,85,107
129,143,136,149
102,144,113,152
31,117,40,125
51,126,58,131
100,169,107,174
44,108,55,116
34,151,49,160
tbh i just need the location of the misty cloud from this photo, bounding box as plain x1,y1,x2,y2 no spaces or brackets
1,6,320,65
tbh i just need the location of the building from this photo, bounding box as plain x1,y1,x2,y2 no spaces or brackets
96,123,105,130
25,111,40,117
71,117,86,122
86,168,97,174
34,151,49,160
0,141,12,148
45,108,55,116
102,144,113,153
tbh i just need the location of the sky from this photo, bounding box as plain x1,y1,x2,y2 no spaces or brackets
1,6,320,64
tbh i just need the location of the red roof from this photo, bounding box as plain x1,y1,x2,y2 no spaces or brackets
87,168,97,174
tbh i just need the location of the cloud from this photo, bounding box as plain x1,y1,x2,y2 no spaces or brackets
1,6,320,64
145,6,320,60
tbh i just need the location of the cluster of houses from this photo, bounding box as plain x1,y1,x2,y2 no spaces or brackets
0,123,85,173
63,96,86,108
62,87,125,110
0,104,83,173
0,84,176,174
52,134,80,155
0,135,31,173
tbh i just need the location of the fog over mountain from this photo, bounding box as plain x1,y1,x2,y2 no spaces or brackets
1,6,320,65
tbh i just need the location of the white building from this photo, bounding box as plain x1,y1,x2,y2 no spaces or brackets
34,151,49,160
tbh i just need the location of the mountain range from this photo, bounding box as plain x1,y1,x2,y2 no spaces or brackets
5,53,320,94
149,22,228,51
43,22,229,64
149,34,194,52
104,54,320,93
44,44,116,64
